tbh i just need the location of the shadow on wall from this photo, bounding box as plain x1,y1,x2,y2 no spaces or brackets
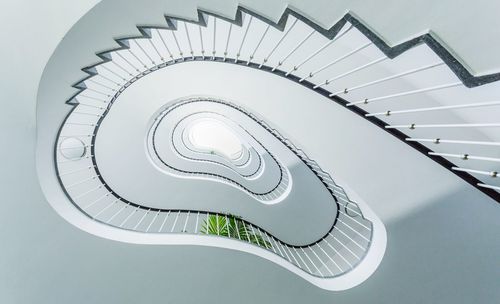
352,187,500,304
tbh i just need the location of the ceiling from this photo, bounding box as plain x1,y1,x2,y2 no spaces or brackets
1,0,499,303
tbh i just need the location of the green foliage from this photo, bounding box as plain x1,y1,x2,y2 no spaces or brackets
200,214,272,249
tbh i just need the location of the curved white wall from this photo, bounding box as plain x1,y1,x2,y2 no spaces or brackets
1,0,500,303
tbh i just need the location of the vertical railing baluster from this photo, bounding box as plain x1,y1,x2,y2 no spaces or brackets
195,211,200,232
323,238,352,269
284,245,300,267
148,37,164,62
271,29,315,72
235,16,253,63
270,236,284,257
170,210,181,232
247,24,270,65
285,25,353,76
110,60,134,77
158,210,170,232
223,24,232,61
317,243,342,273
156,29,174,60
233,218,241,240
259,18,298,68
262,231,277,254
134,40,155,65
225,214,230,238
212,18,216,60
250,225,261,246
183,210,190,232
133,208,150,230
293,248,312,273
330,233,360,260
83,192,110,210
286,247,303,268
184,23,194,59
276,240,292,263
198,26,205,59
127,48,148,69
216,213,220,235
93,198,118,218
206,212,210,234
309,245,333,276
301,248,324,276
101,65,127,82
119,205,139,227
171,31,183,59
106,202,130,223
146,209,161,232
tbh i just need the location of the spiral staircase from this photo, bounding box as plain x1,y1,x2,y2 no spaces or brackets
61,9,500,201
3,0,500,303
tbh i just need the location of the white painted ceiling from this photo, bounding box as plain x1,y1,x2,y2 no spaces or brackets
1,0,500,303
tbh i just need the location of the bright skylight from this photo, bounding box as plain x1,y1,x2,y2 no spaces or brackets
187,118,243,160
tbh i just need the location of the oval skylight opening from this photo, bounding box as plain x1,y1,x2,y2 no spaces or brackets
187,118,243,160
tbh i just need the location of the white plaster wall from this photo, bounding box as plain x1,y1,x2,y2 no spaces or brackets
1,0,500,303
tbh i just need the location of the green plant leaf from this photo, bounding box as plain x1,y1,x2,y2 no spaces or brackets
201,214,272,249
